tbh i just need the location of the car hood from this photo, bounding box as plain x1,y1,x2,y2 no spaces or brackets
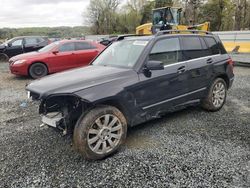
10,51,45,61
26,65,137,99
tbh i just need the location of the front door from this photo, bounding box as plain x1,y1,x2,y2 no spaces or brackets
6,38,24,57
134,37,189,113
48,42,77,73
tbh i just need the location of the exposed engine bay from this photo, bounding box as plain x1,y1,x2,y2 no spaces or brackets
38,95,88,135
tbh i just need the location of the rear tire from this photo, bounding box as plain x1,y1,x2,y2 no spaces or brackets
29,63,48,79
73,105,127,160
201,78,227,111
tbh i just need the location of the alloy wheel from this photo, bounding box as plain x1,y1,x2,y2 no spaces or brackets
87,114,123,155
212,82,226,108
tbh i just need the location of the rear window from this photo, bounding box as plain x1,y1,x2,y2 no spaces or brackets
204,37,220,55
181,36,205,60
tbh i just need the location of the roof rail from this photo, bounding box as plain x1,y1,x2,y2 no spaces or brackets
116,34,151,41
155,30,213,37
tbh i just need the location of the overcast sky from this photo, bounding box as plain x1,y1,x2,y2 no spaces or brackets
0,0,91,28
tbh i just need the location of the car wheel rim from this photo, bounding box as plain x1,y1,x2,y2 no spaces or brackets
212,82,226,108
34,66,44,76
87,114,123,155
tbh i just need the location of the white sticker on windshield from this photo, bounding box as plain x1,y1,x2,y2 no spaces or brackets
133,41,148,46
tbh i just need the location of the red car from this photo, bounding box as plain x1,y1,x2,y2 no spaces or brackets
9,40,105,78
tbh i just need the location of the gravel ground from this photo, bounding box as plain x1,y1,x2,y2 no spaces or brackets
0,62,250,188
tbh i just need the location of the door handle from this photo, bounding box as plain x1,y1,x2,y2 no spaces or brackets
207,58,213,64
177,66,186,74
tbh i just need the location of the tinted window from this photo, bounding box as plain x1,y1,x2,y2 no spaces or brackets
149,37,181,65
37,37,46,43
59,43,75,52
182,36,205,60
204,37,220,55
25,37,38,45
11,39,23,46
75,42,96,51
200,38,212,56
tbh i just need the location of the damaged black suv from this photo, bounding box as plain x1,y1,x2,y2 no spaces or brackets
26,31,234,160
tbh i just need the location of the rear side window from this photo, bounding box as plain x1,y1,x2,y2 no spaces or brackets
149,37,182,65
75,42,96,51
204,37,220,55
37,37,46,43
59,43,75,52
25,37,38,45
181,36,205,60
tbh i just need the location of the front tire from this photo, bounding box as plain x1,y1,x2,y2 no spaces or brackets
0,53,9,62
73,105,127,160
29,63,48,79
202,78,227,111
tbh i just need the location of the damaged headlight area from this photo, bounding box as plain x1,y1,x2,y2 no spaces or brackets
39,95,90,135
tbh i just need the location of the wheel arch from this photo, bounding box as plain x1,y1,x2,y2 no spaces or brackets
93,98,132,126
215,74,230,89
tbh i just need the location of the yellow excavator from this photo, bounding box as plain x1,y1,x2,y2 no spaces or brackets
136,6,210,35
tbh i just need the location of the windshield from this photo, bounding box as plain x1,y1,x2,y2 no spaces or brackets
92,40,148,68
38,42,58,53
153,8,178,25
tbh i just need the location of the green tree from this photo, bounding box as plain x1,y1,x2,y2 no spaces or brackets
199,0,227,31
155,0,173,8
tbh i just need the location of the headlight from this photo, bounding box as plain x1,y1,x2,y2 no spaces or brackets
13,59,26,65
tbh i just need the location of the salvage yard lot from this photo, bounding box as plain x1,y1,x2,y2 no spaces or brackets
0,62,250,187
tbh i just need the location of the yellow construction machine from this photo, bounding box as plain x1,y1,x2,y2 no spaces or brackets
136,6,210,35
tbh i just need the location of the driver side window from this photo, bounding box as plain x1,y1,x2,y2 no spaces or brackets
11,39,23,47
149,37,182,66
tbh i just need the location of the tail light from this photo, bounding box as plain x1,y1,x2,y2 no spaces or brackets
227,58,234,73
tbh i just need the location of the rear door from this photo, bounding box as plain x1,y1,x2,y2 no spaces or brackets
24,37,49,52
74,42,99,67
135,37,189,112
48,42,76,72
180,36,213,99
23,37,40,53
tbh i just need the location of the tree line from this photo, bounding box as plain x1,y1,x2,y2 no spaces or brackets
85,0,250,34
0,26,89,40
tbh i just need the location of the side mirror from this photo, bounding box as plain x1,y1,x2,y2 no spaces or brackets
52,50,59,54
8,43,12,47
146,60,164,71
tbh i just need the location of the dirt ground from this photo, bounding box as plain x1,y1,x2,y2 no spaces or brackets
0,62,250,187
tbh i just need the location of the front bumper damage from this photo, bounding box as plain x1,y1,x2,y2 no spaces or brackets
41,112,63,128
37,95,89,135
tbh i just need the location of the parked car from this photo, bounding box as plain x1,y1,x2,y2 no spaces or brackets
0,36,50,61
9,40,105,78
26,31,234,160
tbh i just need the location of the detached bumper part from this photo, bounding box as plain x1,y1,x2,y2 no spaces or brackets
42,112,63,128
